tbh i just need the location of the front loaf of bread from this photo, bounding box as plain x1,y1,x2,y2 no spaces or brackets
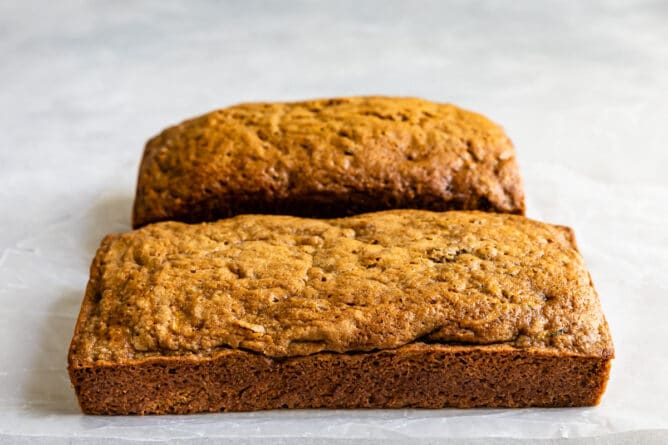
69,210,612,414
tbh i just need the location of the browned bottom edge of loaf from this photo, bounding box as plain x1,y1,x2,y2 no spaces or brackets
69,343,611,415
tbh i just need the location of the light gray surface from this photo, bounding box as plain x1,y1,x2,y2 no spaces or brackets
1,0,667,443
3,430,668,445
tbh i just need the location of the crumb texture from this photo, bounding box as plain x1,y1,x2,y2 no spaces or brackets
132,96,524,227
72,210,612,363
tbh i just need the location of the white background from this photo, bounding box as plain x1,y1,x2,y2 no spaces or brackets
1,1,667,443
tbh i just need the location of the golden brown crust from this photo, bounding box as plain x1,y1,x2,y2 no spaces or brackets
69,210,612,366
67,235,118,368
132,97,525,227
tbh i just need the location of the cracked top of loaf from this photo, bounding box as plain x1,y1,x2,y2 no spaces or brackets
132,96,525,227
70,210,613,364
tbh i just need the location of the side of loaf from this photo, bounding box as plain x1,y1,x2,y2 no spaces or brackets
70,345,611,415
132,97,525,227
68,210,613,414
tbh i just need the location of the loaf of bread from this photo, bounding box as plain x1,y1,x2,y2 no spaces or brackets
132,97,525,227
68,210,612,414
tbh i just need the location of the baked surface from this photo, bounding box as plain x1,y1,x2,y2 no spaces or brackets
68,210,613,414
132,97,525,227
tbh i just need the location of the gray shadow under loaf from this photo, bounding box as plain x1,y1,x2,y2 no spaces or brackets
82,194,134,255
